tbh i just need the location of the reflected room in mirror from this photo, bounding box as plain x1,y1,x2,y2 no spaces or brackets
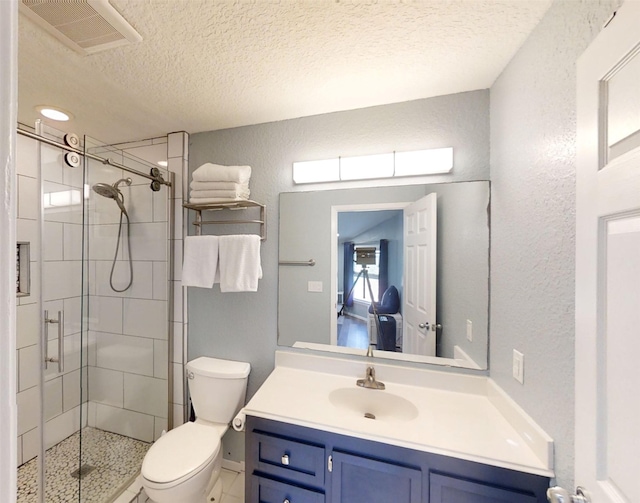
278,181,490,370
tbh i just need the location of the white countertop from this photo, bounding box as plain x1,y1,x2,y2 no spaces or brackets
242,351,554,478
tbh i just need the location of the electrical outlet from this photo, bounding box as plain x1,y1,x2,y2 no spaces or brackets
466,320,473,342
512,349,524,384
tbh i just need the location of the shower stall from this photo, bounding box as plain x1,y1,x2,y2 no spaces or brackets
15,122,175,503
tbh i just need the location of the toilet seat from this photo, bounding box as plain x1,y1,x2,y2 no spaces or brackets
141,422,221,488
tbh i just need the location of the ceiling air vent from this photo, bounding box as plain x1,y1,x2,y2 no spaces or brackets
19,0,142,55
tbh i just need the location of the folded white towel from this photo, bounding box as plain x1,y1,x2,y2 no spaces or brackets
192,163,251,183
190,181,249,191
190,188,250,199
182,236,219,288
218,235,262,292
189,196,250,204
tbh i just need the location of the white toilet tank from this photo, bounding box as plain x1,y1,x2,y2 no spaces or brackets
186,357,251,424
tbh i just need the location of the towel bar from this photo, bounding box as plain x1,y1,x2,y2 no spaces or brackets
279,259,316,267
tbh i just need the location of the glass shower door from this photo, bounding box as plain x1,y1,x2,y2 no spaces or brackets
39,122,87,502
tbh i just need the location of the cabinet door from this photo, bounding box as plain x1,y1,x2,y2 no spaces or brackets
251,475,325,503
430,473,538,503
331,451,422,503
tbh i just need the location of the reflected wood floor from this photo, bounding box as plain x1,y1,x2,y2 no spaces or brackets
337,315,369,349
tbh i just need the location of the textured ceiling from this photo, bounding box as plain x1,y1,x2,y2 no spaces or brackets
18,0,552,145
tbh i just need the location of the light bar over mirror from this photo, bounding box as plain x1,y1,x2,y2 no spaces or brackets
292,147,453,184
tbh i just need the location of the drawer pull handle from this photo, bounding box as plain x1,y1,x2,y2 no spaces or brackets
281,454,290,465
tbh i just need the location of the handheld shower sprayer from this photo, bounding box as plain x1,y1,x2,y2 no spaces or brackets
91,177,133,292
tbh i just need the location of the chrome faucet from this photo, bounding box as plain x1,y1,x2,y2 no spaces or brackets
357,366,386,390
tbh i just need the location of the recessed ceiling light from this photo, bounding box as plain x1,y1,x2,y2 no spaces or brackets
35,106,73,122
157,161,168,167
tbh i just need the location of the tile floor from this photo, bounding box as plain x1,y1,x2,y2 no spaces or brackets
17,427,150,503
117,468,245,503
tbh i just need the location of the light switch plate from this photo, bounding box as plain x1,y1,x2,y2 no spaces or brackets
513,349,524,384
308,281,323,293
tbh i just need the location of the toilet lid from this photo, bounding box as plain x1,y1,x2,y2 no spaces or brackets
142,422,221,484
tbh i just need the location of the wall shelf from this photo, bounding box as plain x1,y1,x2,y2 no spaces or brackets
183,200,266,240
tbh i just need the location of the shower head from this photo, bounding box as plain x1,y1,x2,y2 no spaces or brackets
92,178,131,215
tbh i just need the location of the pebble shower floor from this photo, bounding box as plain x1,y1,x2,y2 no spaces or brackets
17,427,150,503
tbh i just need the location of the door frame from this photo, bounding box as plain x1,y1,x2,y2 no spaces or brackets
330,202,410,346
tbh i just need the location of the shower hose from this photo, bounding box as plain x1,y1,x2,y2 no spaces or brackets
109,209,133,292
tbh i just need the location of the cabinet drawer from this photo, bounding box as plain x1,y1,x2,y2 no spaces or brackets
252,431,325,487
251,475,325,503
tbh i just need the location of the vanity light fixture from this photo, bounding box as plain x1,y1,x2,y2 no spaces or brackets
292,147,453,184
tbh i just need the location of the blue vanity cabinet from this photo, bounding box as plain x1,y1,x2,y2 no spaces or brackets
245,416,550,503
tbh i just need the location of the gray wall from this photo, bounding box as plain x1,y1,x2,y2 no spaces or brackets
489,0,621,488
189,90,489,460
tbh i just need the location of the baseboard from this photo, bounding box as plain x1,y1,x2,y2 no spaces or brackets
222,458,245,473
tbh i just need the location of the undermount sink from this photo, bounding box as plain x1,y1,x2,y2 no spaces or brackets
328,387,419,422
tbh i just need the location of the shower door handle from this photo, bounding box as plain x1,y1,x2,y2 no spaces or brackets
44,310,64,373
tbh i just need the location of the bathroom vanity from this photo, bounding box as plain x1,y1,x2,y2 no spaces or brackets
243,352,554,503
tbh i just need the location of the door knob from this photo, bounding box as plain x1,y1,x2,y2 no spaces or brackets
418,322,428,329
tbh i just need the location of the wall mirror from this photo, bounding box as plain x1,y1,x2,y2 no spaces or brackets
278,180,490,370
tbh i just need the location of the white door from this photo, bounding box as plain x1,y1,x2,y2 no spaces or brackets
575,2,640,502
403,193,437,356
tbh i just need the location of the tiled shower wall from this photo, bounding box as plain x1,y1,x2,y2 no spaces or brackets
84,145,170,443
167,132,189,429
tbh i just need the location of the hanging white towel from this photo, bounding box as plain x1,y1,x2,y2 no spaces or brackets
192,163,252,183
182,236,219,288
218,235,262,292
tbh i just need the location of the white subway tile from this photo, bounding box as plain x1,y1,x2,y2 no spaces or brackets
18,175,38,221
18,344,40,391
44,405,81,449
62,161,84,189
173,198,183,238
63,296,83,336
173,403,185,427
87,401,98,428
172,322,183,364
124,373,168,418
42,260,82,301
153,189,169,223
17,386,40,435
63,369,83,412
17,218,39,262
152,261,168,301
95,403,154,443
17,134,38,178
154,340,168,379
126,184,154,224
44,376,63,421
96,332,154,376
89,366,124,407
43,221,63,262
172,362,184,405
87,331,97,367
173,239,182,282
89,296,123,334
41,144,63,184
16,435,23,467
17,303,40,349
167,133,184,159
129,222,168,261
154,417,168,441
123,299,167,339
63,223,83,261
22,428,39,464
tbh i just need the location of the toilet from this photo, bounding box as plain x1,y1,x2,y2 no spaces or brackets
141,357,250,503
